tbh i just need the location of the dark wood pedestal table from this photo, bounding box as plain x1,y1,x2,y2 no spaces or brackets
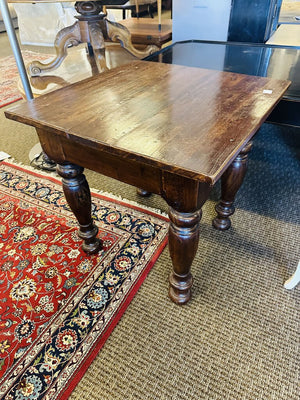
5,61,290,304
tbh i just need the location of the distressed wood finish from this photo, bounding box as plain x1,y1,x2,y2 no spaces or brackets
5,61,290,304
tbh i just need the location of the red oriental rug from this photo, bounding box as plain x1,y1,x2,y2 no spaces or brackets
0,51,53,108
0,161,168,400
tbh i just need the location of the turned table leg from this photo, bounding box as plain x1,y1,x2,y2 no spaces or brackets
168,207,202,304
213,141,253,231
162,175,212,305
57,163,102,255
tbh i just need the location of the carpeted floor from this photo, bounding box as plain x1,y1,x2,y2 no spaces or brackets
0,51,54,108
1,64,299,399
0,161,168,399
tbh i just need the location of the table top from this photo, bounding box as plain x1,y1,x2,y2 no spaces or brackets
145,40,299,101
5,61,290,184
120,18,172,42
266,24,300,47
279,2,300,24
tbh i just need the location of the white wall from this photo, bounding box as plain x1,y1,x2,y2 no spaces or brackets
172,0,232,42
13,3,77,46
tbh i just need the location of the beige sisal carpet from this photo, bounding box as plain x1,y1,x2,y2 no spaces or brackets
1,102,299,399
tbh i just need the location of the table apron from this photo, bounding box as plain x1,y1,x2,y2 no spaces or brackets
36,127,213,212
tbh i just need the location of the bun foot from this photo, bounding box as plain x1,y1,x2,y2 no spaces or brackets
82,237,102,255
169,272,193,305
212,216,231,231
78,222,102,255
137,188,152,197
212,201,234,231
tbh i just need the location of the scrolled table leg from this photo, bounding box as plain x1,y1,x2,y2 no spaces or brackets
105,19,159,58
57,163,102,255
28,22,82,76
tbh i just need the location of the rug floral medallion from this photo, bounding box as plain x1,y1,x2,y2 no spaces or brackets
0,161,168,400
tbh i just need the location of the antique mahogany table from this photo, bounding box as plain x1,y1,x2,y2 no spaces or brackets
5,61,290,304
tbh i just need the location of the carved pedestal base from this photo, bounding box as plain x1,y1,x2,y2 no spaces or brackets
27,1,158,76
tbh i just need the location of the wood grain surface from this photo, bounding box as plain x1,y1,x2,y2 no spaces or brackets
6,60,290,183
120,18,172,45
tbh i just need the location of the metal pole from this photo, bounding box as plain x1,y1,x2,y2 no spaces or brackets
0,0,33,100
157,0,162,31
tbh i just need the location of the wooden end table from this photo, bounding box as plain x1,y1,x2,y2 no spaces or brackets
5,61,290,304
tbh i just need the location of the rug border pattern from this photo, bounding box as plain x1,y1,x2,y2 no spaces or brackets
0,161,169,400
